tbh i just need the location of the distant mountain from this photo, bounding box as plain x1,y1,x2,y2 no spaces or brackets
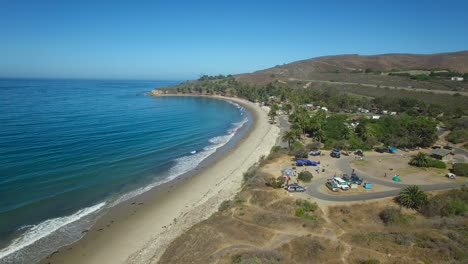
235,51,468,84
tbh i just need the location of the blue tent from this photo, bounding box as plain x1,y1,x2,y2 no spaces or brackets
388,147,397,153
283,168,295,177
296,160,304,166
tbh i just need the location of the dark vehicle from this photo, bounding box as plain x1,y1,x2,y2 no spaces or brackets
443,145,453,150
350,173,363,185
432,145,442,149
286,183,306,192
331,148,341,158
375,147,387,153
354,149,364,156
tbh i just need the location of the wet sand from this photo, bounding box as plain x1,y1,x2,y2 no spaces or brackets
40,95,280,264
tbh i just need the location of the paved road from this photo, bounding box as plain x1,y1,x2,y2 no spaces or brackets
306,156,466,202
287,78,468,96
276,115,290,148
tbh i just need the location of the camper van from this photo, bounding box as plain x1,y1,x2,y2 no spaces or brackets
332,177,349,190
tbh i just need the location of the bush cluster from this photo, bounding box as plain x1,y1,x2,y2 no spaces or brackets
295,200,318,220
420,187,468,217
379,207,413,225
453,163,468,176
298,171,313,182
428,158,447,169
266,177,285,189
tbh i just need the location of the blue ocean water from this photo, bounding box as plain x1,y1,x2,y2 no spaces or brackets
0,79,249,262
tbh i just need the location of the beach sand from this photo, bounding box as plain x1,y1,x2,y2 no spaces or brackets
40,96,280,264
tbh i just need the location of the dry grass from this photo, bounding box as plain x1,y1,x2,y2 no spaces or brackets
158,154,468,264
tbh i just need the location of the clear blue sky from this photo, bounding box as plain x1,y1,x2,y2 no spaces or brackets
1,0,467,80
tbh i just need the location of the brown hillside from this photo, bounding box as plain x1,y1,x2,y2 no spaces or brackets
236,51,468,84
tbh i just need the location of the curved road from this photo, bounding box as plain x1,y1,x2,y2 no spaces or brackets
306,156,466,201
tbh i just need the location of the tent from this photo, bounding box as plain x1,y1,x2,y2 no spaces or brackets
388,147,397,153
304,160,319,166
392,175,402,182
296,160,304,166
283,168,295,177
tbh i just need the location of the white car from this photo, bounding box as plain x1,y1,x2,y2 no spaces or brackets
332,177,350,190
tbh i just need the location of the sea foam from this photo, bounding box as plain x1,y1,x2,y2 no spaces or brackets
0,202,105,262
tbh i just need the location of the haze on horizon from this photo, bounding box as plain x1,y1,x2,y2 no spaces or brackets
1,0,468,80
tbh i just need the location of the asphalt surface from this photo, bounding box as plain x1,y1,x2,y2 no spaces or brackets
306,156,466,202
276,115,291,148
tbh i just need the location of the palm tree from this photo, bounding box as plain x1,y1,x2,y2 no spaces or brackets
282,130,296,149
268,103,278,122
409,152,430,167
396,185,427,210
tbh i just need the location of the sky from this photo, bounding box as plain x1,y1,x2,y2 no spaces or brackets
1,0,468,80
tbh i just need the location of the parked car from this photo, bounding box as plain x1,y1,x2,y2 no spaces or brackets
354,149,364,156
332,177,349,190
350,173,363,185
309,150,321,156
287,183,306,192
375,147,387,153
331,148,341,158
326,181,339,192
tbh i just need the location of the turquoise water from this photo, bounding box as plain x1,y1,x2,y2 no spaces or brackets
0,79,249,263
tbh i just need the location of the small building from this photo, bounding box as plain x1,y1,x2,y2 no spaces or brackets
381,110,388,115
431,149,451,160
451,77,464,81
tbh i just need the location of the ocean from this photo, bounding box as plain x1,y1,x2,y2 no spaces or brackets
0,79,250,263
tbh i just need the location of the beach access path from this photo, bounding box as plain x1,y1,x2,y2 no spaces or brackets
41,96,280,264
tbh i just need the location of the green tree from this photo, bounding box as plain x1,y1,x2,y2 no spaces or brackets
409,152,430,167
281,103,292,115
396,185,428,210
268,103,279,122
282,130,296,149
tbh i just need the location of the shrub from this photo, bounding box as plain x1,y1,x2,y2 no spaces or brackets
409,152,446,168
306,142,322,151
290,145,308,159
219,200,232,212
298,171,313,182
295,200,318,220
428,159,446,169
360,259,380,264
270,145,282,153
447,129,468,144
266,177,285,189
379,207,412,225
302,200,318,212
420,187,468,217
243,164,258,183
453,163,468,176
396,185,428,210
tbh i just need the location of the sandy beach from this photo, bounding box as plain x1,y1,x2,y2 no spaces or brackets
40,95,280,264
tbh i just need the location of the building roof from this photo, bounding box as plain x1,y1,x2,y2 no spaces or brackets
431,149,451,156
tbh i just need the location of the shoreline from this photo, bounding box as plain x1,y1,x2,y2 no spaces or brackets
39,95,280,264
